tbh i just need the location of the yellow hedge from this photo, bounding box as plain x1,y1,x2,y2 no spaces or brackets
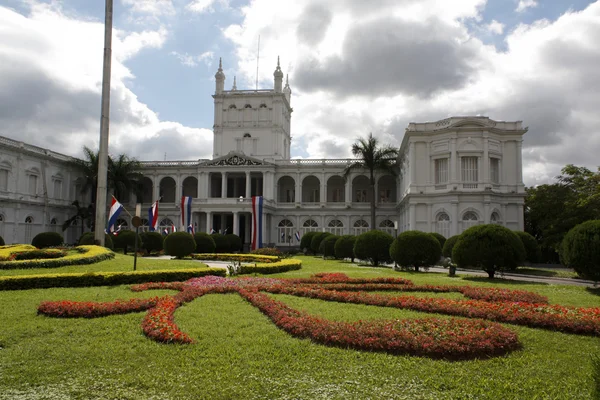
0,245,115,270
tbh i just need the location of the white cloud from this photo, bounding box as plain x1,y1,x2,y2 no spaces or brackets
122,0,176,17
171,51,214,67
516,0,538,13
486,19,505,34
186,0,229,14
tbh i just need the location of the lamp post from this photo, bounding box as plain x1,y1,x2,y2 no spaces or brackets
131,204,142,271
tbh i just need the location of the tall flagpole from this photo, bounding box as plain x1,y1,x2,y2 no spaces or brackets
95,0,113,246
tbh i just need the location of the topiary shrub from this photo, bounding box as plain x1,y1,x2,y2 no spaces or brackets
514,231,541,264
112,230,143,255
140,231,164,254
354,230,394,266
211,233,230,253
334,235,357,262
164,232,196,259
311,232,331,255
300,232,318,254
442,235,460,258
0,235,4,246
31,232,64,249
390,230,441,272
429,232,446,250
452,224,526,278
78,232,114,250
321,235,339,259
560,220,600,281
194,232,216,253
225,234,242,252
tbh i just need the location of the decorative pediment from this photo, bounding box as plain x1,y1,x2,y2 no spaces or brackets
204,152,266,166
447,117,496,129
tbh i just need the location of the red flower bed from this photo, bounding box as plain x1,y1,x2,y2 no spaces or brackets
142,296,193,344
38,297,158,318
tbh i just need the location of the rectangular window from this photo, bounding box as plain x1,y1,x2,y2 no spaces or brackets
28,175,38,195
461,157,478,182
0,169,7,191
53,180,62,199
379,189,391,203
309,189,319,203
490,158,500,183
285,189,294,203
355,189,367,202
434,158,448,184
332,188,343,202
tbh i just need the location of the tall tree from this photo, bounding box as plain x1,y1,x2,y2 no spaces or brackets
61,201,94,236
344,133,399,230
108,153,143,201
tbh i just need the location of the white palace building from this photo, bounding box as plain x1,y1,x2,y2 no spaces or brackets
0,59,527,247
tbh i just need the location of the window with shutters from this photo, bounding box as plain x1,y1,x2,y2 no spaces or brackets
461,157,478,188
434,158,448,184
327,219,344,235
353,219,369,235
0,169,7,191
28,174,38,195
490,158,500,184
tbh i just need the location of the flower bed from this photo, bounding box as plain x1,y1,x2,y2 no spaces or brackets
0,245,114,270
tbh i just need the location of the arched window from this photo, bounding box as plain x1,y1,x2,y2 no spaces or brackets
159,218,176,234
379,219,395,236
353,219,369,236
436,212,450,239
327,219,344,235
490,212,502,225
140,218,150,233
461,211,479,232
24,216,34,244
278,219,294,244
301,219,319,235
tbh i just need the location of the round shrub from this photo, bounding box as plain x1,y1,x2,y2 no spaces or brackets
452,224,526,278
311,232,331,255
31,232,63,249
514,231,540,263
211,234,230,253
390,230,441,272
561,220,600,281
354,230,394,266
442,235,460,258
194,232,216,253
78,232,114,250
300,232,318,254
164,232,196,259
0,235,4,246
140,231,163,254
112,230,143,254
225,234,242,252
321,235,339,259
429,232,446,250
334,235,357,262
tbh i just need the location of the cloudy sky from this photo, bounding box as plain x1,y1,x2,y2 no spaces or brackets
0,0,599,186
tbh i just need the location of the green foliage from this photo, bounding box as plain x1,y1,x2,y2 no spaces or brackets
31,232,64,249
560,220,600,281
225,234,242,252
112,230,142,254
12,249,66,261
78,232,114,250
354,230,394,266
310,232,331,255
164,232,196,259
0,236,4,246
139,231,164,254
0,246,114,270
193,233,216,253
239,259,302,275
334,235,357,262
300,232,318,254
390,231,441,271
211,234,230,253
250,247,282,257
429,232,446,249
514,231,540,263
452,224,526,278
442,235,460,258
321,235,339,259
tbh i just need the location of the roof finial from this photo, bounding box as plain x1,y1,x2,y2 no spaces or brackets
277,56,280,67
232,76,237,91
285,74,289,86
219,57,223,70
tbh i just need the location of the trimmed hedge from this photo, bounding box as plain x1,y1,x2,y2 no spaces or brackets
442,235,460,258
354,230,394,266
514,231,540,263
12,249,66,261
139,231,164,254
334,235,357,262
250,248,282,257
310,232,331,255
0,236,4,246
390,231,441,272
79,232,114,250
225,234,242,252
300,232,318,254
0,245,114,270
0,268,226,291
164,232,196,259
192,253,279,263
193,233,216,253
561,220,600,281
239,259,302,275
211,234,230,253
321,235,339,259
191,253,302,274
429,232,446,250
113,230,143,255
31,232,64,249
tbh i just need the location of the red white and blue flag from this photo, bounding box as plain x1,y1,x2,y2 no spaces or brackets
295,231,301,242
181,196,192,232
187,223,195,234
251,196,263,250
148,200,159,231
106,196,124,234
171,224,177,233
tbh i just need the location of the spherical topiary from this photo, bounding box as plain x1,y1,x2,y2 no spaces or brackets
311,232,331,255
194,232,216,253
321,235,339,259
514,231,541,264
112,230,143,254
140,231,164,254
211,233,230,253
390,230,441,272
300,231,318,254
0,235,4,246
334,235,357,262
429,232,446,250
442,235,460,258
225,234,242,252
452,224,526,278
31,231,64,248
164,232,196,259
78,232,114,250
560,220,600,281
354,230,394,266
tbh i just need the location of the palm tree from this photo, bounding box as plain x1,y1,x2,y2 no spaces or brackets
344,133,399,230
62,200,94,236
108,153,143,201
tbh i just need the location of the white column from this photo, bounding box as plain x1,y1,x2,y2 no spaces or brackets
321,173,326,204
501,204,507,227
484,202,490,224
206,211,212,233
483,135,489,185
153,174,160,202
409,204,416,230
262,212,267,246
345,173,352,206
245,171,251,199
427,204,433,232
518,204,524,230
451,201,458,235
450,138,457,183
296,174,302,203
176,173,182,202
374,175,379,206
233,211,239,236
409,142,416,185
221,172,227,198
516,140,523,186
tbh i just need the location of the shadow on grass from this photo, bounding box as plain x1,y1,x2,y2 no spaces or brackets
461,276,549,286
585,287,600,297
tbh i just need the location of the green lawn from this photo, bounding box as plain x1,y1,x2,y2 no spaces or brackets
0,255,598,399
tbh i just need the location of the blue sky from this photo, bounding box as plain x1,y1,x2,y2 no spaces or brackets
0,0,599,185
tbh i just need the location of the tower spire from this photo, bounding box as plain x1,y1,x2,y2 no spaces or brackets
232,76,237,91
215,57,225,94
273,56,283,92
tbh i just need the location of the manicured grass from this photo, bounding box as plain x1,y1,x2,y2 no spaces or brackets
0,255,599,399
513,266,579,279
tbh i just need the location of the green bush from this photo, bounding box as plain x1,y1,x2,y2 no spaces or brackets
321,235,339,259
194,233,216,253
0,236,4,246
225,234,242,252
442,235,460,258
560,220,600,281
514,231,541,263
78,232,114,250
354,230,394,266
164,232,196,259
452,224,526,278
311,232,331,255
300,232,318,254
31,232,64,249
12,249,66,260
429,232,446,250
390,230,441,272
211,234,230,253
250,247,282,257
139,231,164,254
112,230,143,255
334,235,356,262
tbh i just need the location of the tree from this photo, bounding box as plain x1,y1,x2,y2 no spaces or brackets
62,200,94,236
108,153,143,201
344,133,399,230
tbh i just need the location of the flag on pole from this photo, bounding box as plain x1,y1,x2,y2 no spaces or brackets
295,231,301,242
162,228,168,236
281,231,285,241
187,223,194,234
112,224,122,236
148,200,159,231
106,196,124,234
251,196,263,250
181,196,192,232
210,228,216,234
171,224,177,233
